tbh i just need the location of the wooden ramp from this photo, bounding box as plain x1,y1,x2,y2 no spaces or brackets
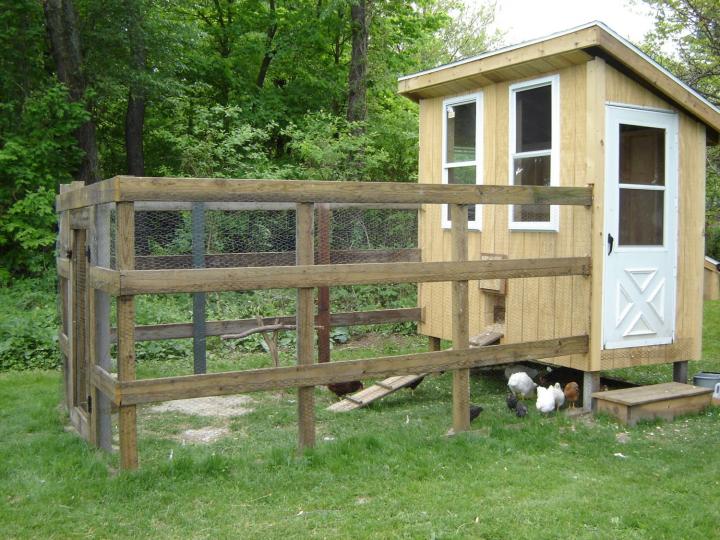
327,325,504,413
593,382,712,426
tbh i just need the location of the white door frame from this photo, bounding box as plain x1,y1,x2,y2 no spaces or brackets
602,104,679,350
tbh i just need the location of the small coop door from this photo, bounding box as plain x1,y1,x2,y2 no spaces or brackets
602,105,678,349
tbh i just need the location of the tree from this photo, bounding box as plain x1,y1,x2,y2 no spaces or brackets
347,0,370,123
43,0,100,184
124,0,147,175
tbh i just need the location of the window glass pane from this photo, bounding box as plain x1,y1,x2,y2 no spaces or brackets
512,155,550,222
619,188,664,246
619,124,665,186
446,102,476,162
446,166,476,222
515,84,551,152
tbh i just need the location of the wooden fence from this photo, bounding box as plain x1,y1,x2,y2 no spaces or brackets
57,176,592,470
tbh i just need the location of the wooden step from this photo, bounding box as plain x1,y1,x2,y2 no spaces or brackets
593,382,712,426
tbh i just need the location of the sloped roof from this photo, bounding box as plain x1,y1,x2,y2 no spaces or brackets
398,21,720,135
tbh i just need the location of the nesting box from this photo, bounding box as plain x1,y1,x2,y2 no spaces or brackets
398,22,720,374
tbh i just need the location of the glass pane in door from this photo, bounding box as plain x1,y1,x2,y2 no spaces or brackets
619,124,665,185
619,188,664,246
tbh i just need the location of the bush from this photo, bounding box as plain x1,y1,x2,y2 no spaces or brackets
0,277,60,371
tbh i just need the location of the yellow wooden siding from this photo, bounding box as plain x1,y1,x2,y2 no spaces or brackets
419,64,592,370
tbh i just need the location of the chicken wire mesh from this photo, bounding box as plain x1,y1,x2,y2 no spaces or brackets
113,203,419,270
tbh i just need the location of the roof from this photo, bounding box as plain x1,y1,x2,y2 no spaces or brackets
705,256,720,272
397,21,720,135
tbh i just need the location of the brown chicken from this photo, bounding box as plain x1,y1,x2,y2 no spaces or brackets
563,382,580,408
327,380,363,398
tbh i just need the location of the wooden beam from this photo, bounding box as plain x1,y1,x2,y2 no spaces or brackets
116,256,591,295
134,248,421,270
587,57,607,372
88,266,120,295
117,336,589,405
57,257,71,279
56,177,592,210
450,204,470,433
116,202,138,470
91,366,120,405
111,307,422,342
59,332,69,357
134,201,421,211
296,203,315,451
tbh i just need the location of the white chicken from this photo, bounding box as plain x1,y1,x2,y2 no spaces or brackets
536,385,556,414
508,372,537,398
551,382,565,411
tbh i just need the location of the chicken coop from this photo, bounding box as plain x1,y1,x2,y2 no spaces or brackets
398,22,720,390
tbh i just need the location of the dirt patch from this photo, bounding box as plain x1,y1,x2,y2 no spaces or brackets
180,427,230,444
149,395,254,417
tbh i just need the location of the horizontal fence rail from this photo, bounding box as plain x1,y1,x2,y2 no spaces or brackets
93,336,589,406
109,308,422,343
57,176,593,211
89,256,591,295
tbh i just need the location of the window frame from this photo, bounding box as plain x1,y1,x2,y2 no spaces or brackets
441,92,483,230
508,74,560,232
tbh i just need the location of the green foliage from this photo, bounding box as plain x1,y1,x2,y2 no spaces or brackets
0,277,60,371
0,83,88,275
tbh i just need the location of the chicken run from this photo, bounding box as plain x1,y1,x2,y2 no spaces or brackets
56,23,720,469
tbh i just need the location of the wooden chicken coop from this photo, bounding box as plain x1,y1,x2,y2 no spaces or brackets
398,22,720,392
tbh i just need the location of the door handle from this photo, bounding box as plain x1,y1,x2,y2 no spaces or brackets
608,233,614,255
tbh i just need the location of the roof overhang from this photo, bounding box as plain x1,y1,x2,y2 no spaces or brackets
398,22,720,137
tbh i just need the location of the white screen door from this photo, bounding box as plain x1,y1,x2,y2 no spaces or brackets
602,105,678,350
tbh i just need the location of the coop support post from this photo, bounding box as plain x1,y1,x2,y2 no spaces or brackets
296,202,316,450
451,204,470,432
192,202,207,374
583,371,600,411
88,204,112,451
117,202,139,470
317,203,331,363
672,361,688,384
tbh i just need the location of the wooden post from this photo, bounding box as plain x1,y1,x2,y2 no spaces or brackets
317,203,331,364
117,202,139,470
192,202,207,374
673,361,689,384
428,336,441,352
58,200,72,410
296,203,315,450
450,204,470,432
583,371,600,411
93,204,113,452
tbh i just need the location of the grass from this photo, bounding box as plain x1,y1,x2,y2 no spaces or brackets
1,307,720,539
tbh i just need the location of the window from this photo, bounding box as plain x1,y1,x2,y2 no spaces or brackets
509,75,559,231
442,92,483,229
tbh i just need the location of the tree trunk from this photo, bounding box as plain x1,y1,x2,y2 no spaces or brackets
347,0,369,124
124,0,146,176
43,0,100,184
256,0,277,88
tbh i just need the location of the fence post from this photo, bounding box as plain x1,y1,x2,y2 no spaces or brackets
296,202,316,450
93,204,113,451
317,203,331,363
450,204,470,433
117,201,139,470
192,202,207,374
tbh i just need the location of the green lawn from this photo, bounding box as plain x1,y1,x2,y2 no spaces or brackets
2,305,720,539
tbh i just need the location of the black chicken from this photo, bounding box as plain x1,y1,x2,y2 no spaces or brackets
515,402,528,418
404,376,425,391
469,404,483,422
327,380,363,398
506,392,518,411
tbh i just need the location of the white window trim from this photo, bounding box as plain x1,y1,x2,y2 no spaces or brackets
442,92,483,230
508,74,560,232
